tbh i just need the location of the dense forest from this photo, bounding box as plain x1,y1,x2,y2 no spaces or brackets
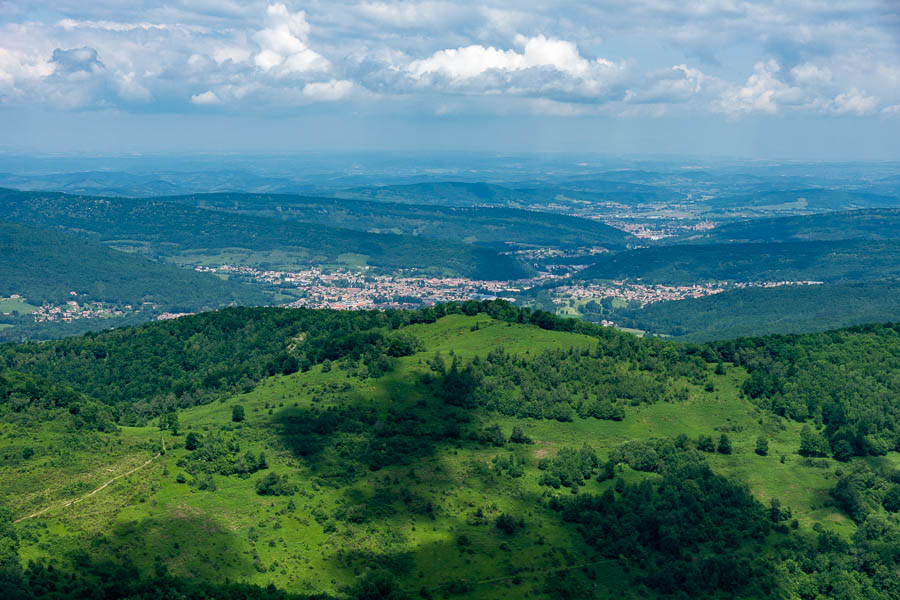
0,221,266,309
577,239,900,284
683,207,900,243
0,189,528,279
612,280,900,341
169,192,633,250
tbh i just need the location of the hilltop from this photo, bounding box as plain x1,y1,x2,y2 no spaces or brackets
1,302,898,599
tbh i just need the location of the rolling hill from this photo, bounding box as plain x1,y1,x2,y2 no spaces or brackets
168,192,634,250
0,302,898,599
612,280,900,341
0,188,529,280
577,239,900,284
679,208,900,244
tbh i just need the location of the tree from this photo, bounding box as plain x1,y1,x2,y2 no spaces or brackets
165,412,180,435
799,425,829,457
883,485,900,513
185,432,201,451
232,405,245,423
697,434,715,453
717,434,732,455
755,436,768,456
482,424,506,447
831,439,854,462
495,513,522,535
509,425,531,444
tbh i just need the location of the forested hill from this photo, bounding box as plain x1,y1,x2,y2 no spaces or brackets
167,192,634,250
335,179,681,208
613,280,900,341
679,208,900,244
577,239,900,284
2,301,900,599
0,220,267,309
0,188,529,279
333,181,529,206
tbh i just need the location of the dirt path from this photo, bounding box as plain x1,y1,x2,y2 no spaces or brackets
14,453,160,524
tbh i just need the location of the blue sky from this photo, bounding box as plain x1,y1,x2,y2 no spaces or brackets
0,1,898,158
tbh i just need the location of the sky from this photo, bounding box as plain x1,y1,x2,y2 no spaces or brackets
0,1,899,158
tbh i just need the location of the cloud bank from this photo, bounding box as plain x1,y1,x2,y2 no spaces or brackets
0,0,897,122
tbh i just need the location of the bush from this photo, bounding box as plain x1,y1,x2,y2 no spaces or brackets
717,434,732,455
185,432,201,451
232,405,245,423
255,472,295,496
883,485,900,513
754,436,768,456
495,513,522,535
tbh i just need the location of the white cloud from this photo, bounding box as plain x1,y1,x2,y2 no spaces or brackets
715,60,792,115
190,90,221,104
791,63,832,85
829,88,878,116
252,4,329,75
302,79,353,101
407,35,595,80
0,0,896,119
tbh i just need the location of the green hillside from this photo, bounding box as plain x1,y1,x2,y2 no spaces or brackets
681,208,900,244
171,192,634,250
1,302,898,599
0,188,529,280
578,239,900,284
0,221,266,309
612,280,900,341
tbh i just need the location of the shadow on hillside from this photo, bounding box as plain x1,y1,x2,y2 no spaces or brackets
269,373,475,479
78,512,255,582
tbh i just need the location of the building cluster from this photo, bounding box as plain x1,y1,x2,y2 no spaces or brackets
31,300,132,323
197,265,529,310
552,279,823,309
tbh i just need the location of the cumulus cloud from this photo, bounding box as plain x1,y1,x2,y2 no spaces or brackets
829,88,878,116
404,35,627,102
302,79,353,101
0,0,896,119
191,90,221,104
252,4,329,75
716,60,795,115
408,35,595,80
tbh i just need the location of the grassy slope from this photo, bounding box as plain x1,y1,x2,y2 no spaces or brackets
1,314,877,598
